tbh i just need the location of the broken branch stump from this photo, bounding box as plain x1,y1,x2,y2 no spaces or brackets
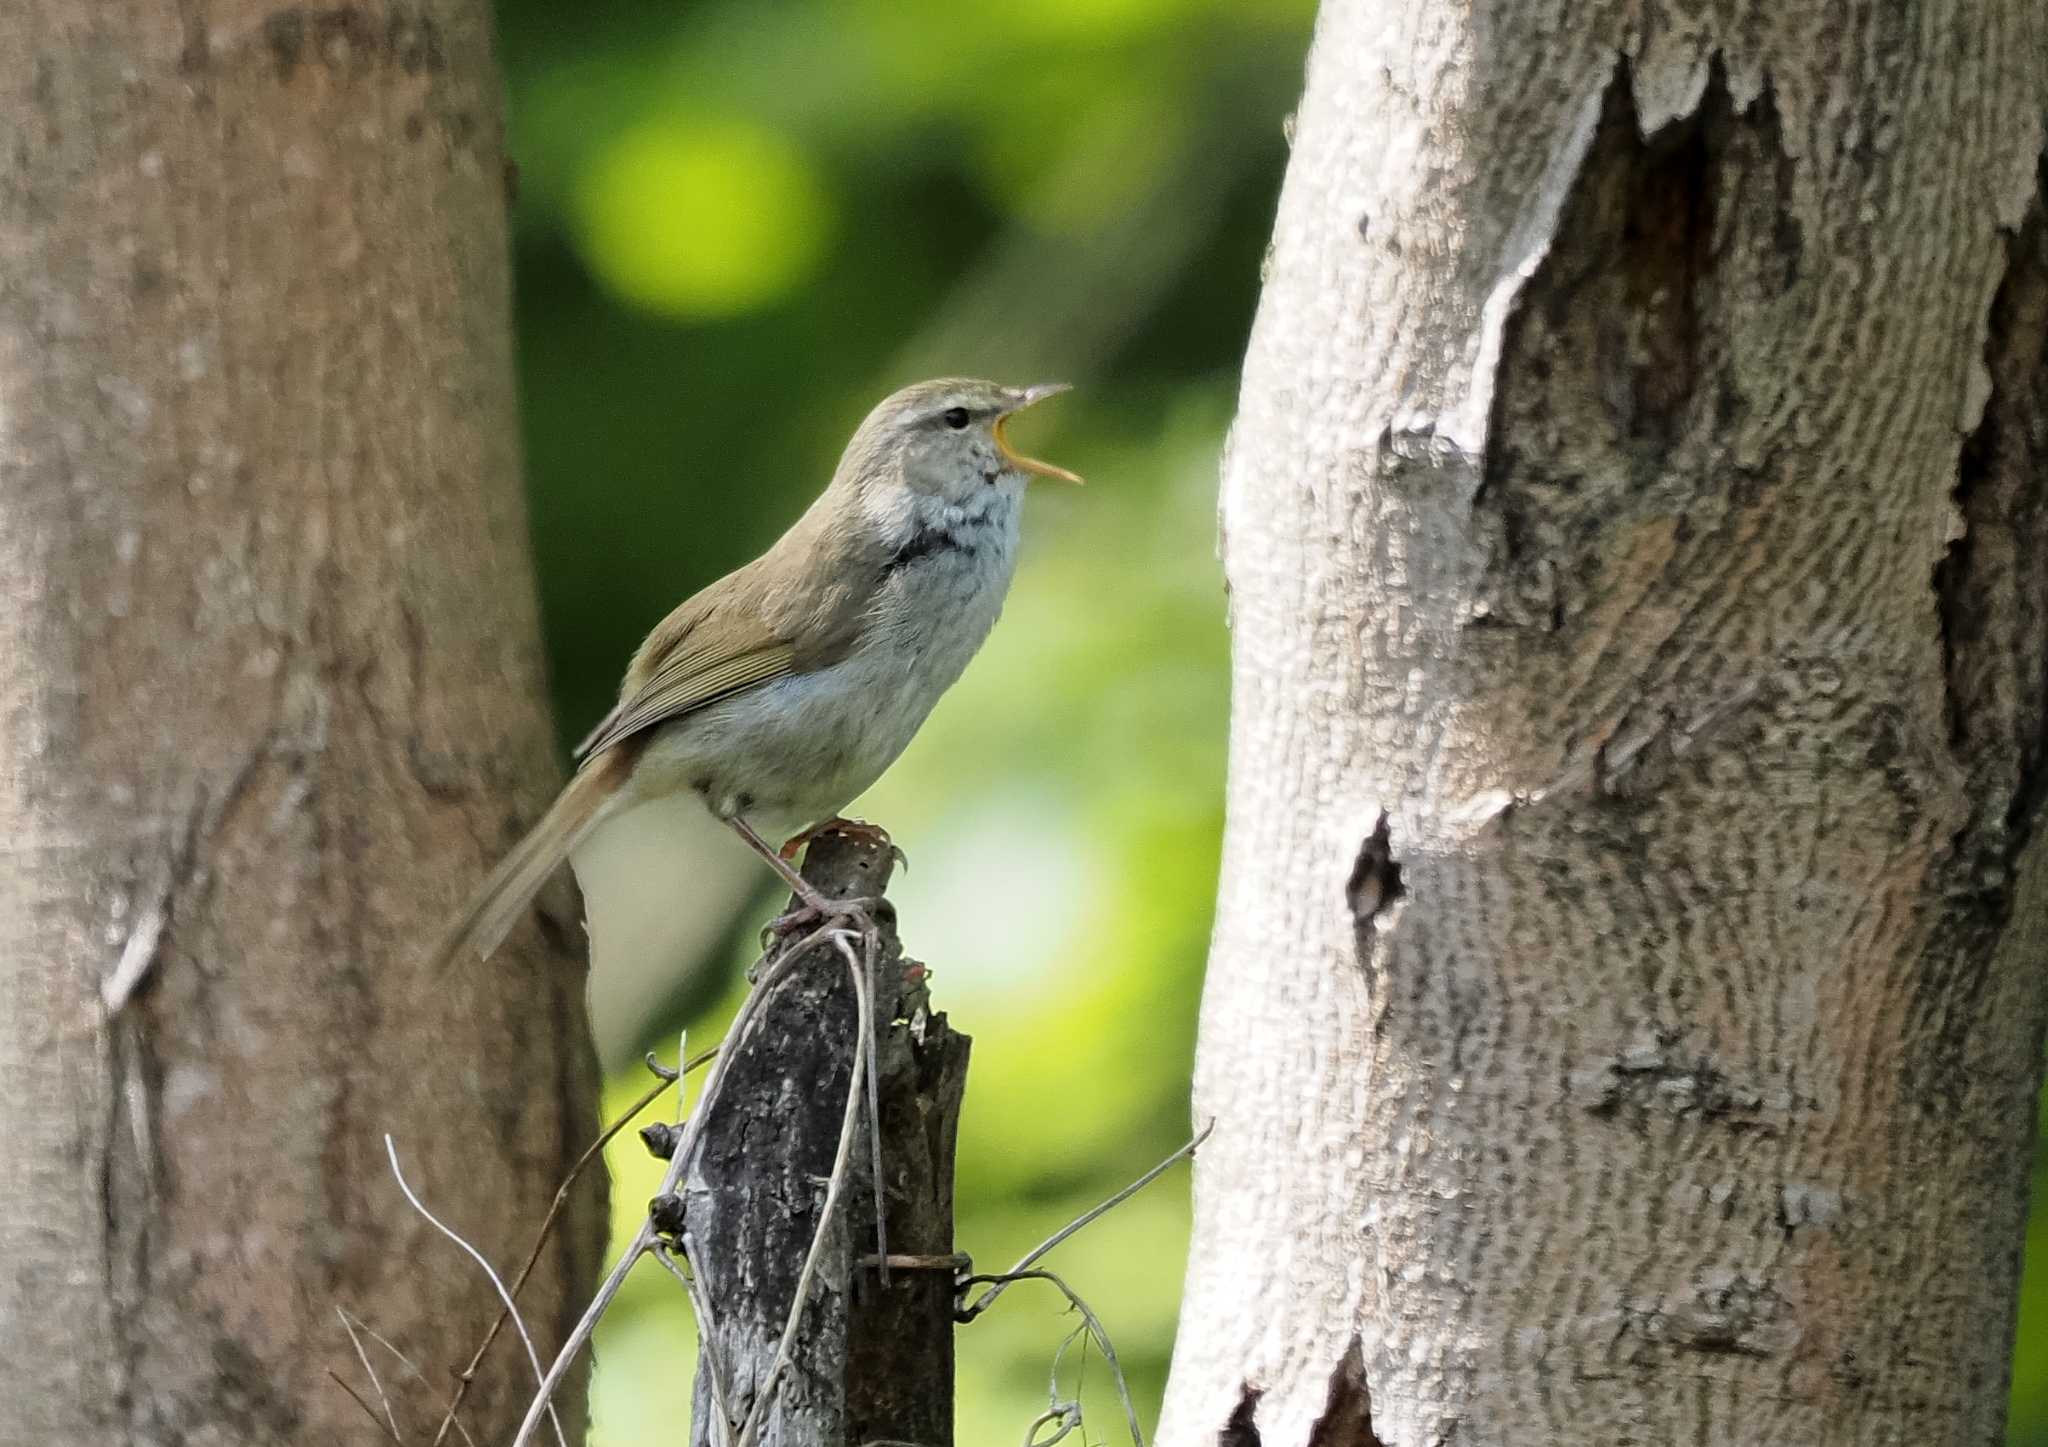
683,830,971,1447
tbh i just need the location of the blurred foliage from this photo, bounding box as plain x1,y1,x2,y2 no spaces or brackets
491,0,2048,1441
494,0,1304,1440
2013,1093,2048,1444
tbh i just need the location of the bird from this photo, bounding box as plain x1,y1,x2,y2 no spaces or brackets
432,377,1079,972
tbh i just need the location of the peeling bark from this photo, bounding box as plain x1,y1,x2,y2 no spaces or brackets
0,4,602,1443
1162,1,2048,1443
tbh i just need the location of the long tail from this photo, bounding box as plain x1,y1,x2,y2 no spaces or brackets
429,758,624,972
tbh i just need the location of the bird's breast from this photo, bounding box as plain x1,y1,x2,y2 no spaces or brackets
630,506,1020,833
867,512,1016,667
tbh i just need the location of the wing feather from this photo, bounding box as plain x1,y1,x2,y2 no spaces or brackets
572,508,875,764
573,636,795,762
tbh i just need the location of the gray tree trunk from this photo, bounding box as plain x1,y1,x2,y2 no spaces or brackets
1161,3,2048,1444
0,5,602,1444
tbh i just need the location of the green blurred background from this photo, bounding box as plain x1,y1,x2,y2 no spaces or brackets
489,1,2048,1440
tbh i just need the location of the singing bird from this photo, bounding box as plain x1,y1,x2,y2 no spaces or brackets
433,377,1080,970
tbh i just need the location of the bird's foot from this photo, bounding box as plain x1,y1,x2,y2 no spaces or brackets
778,816,908,871
758,887,891,955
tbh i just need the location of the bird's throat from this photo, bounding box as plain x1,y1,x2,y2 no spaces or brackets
881,493,1015,578
885,518,979,574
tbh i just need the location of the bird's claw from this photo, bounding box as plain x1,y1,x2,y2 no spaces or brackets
757,893,889,954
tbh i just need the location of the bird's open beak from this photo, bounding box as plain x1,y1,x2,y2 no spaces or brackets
995,383,1082,484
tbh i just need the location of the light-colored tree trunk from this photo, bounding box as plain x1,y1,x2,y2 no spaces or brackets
0,5,602,1444
1162,3,2048,1443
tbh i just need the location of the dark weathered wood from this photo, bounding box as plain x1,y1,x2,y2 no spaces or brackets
684,831,969,1447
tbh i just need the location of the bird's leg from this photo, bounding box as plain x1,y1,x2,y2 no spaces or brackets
778,816,908,871
775,818,831,861
727,816,885,942
728,816,844,914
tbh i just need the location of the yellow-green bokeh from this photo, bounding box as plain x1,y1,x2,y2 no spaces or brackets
572,118,834,320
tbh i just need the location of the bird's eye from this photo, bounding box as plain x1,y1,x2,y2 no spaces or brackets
941,406,971,430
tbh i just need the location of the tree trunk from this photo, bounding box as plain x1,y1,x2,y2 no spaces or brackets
0,5,603,1444
1161,3,2048,1444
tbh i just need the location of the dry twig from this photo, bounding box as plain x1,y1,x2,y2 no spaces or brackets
954,1119,1214,1447
1025,1325,1090,1447
327,1369,406,1446
970,1268,1142,1447
861,934,890,1287
335,1306,401,1440
656,1240,735,1447
429,1043,718,1447
961,1119,1213,1321
385,1137,568,1447
334,1308,483,1447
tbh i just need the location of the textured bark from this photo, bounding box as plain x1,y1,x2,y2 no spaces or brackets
0,5,602,1445
684,833,970,1447
1161,3,2048,1444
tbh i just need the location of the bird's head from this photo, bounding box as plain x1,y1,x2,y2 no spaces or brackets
844,377,1081,504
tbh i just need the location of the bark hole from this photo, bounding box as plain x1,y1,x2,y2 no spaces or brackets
1934,156,2048,853
1219,1385,1264,1446
1305,1338,1389,1447
1473,58,1797,632
1346,812,1405,956
1914,154,2048,1088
